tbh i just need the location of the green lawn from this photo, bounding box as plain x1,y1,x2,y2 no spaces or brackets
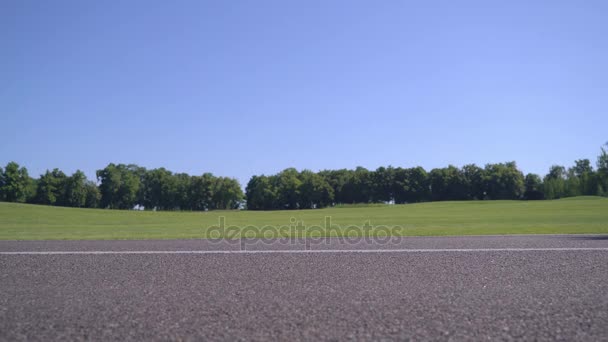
0,196,607,240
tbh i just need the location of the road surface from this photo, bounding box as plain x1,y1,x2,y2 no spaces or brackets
1,235,608,341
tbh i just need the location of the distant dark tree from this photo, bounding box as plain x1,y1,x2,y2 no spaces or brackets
564,168,582,197
461,164,486,200
131,165,148,206
25,177,37,203
211,177,244,210
393,167,430,203
64,170,88,207
298,170,334,209
572,159,592,177
96,164,141,209
35,169,68,205
483,162,525,200
274,168,302,209
597,143,608,196
96,164,120,208
246,175,278,210
143,168,175,210
34,171,55,205
429,165,467,201
0,162,32,203
547,165,566,180
570,159,597,195
410,167,432,202
340,167,372,204
84,181,101,208
543,165,567,199
523,173,544,200
189,173,215,210
318,169,350,204
173,173,192,210
370,166,394,203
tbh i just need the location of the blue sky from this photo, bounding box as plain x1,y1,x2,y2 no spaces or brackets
2,0,607,186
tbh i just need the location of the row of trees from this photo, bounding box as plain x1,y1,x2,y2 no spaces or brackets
95,164,243,210
1,144,607,210
246,144,608,210
245,163,527,210
0,163,243,210
246,169,335,210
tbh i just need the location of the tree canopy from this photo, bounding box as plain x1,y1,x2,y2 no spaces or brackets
1,143,607,210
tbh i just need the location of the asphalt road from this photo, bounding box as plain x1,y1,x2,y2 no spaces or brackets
1,235,608,341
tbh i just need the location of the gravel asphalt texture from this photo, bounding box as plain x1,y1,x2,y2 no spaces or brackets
1,235,608,341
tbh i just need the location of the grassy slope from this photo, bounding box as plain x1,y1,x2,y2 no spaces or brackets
0,197,607,240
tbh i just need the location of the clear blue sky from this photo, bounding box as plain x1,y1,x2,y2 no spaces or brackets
2,0,607,186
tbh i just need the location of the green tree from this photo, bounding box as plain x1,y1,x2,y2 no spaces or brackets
24,177,37,203
35,170,59,205
84,181,101,208
1,162,32,203
462,164,486,200
564,169,582,197
35,168,68,206
597,143,608,196
143,168,175,210
429,166,467,201
211,177,244,210
571,159,597,195
64,170,88,207
393,167,430,203
246,175,278,210
573,159,592,177
340,167,372,204
543,165,566,199
524,173,544,200
173,173,192,210
0,166,3,201
96,164,141,209
370,166,394,203
547,165,566,180
318,169,351,204
189,173,215,210
298,170,334,209
483,162,525,200
274,168,302,209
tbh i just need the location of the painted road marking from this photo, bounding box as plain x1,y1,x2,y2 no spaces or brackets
1,247,608,255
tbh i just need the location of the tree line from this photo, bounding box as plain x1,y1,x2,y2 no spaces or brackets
0,163,243,210
246,145,608,209
1,144,607,210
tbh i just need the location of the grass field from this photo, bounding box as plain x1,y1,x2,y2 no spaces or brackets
0,196,607,240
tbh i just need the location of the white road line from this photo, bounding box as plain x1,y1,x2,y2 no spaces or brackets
1,247,608,255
